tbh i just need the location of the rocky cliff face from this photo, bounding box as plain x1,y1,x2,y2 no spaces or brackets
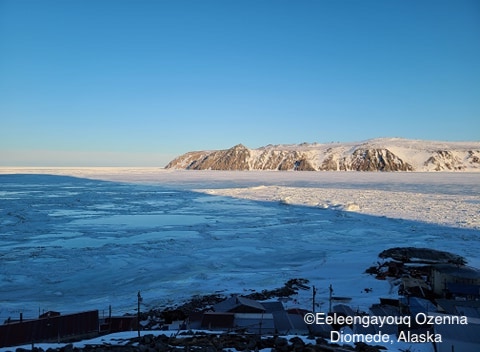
165,138,480,172
166,145,318,171
424,150,473,171
345,148,413,171
170,144,252,170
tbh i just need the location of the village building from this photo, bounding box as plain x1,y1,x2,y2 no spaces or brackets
189,295,323,336
430,264,480,297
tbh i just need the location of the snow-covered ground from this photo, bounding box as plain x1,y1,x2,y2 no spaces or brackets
0,168,479,351
0,330,435,352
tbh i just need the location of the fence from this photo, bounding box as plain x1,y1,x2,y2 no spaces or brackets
0,310,99,348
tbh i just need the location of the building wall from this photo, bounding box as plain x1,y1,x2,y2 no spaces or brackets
431,267,480,296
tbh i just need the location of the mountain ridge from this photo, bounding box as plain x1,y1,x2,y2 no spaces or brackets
165,138,480,172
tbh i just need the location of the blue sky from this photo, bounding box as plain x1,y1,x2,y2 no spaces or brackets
1,0,479,166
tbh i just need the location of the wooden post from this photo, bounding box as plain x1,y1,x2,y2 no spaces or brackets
312,285,317,313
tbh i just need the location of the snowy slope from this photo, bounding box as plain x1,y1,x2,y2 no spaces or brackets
165,138,480,171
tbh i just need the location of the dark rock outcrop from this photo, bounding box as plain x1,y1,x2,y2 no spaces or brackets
379,247,466,265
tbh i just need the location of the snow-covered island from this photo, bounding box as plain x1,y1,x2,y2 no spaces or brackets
165,138,480,172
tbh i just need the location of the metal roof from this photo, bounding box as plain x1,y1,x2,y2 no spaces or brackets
213,295,266,313
400,296,437,315
333,304,356,316
271,310,293,334
261,300,285,313
286,313,309,334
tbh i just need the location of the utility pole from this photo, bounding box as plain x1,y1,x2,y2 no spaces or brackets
109,305,112,332
329,284,333,313
312,285,317,313
137,291,142,338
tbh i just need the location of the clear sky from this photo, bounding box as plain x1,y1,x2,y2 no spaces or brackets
1,0,479,166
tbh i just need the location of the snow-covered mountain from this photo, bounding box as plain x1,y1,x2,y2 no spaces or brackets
165,138,480,171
